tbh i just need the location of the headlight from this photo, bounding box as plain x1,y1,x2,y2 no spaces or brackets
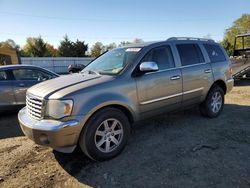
45,100,73,119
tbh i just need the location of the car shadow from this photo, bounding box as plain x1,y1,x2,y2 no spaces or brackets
0,107,24,139
53,104,250,188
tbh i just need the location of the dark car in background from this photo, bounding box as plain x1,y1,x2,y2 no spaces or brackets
0,65,58,109
68,64,86,73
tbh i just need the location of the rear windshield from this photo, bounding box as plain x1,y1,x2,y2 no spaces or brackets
204,44,226,63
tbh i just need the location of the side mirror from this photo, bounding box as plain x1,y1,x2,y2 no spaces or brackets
139,61,159,73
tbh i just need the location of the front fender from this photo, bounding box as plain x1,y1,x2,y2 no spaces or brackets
74,92,138,126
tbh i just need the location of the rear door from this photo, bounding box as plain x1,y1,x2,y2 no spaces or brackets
0,70,16,106
135,45,182,114
175,43,214,106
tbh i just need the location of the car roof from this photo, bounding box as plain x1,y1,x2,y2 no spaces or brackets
0,64,59,76
118,37,216,49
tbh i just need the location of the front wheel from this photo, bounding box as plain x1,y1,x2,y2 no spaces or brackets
79,107,130,161
200,86,224,118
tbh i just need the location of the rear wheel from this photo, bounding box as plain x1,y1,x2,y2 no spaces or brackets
200,86,224,118
79,107,130,161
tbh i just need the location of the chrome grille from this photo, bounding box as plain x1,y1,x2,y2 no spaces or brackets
26,94,44,120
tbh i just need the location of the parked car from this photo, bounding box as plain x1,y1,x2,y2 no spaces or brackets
18,37,234,161
68,64,86,73
0,65,58,109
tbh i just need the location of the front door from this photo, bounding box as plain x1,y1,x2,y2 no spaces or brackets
135,45,182,115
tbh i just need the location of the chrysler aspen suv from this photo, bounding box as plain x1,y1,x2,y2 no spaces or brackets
18,37,234,161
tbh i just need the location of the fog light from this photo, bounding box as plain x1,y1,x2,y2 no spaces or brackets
39,134,50,144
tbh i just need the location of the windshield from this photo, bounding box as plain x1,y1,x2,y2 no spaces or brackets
81,47,141,75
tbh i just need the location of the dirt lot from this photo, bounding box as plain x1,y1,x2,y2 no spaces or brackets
0,80,250,188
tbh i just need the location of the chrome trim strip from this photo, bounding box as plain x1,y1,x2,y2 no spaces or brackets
183,87,204,95
144,62,210,76
140,93,182,105
180,62,208,68
145,67,178,75
140,87,204,105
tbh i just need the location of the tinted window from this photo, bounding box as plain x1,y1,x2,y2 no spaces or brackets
13,69,53,81
141,46,175,70
0,71,8,81
204,44,226,63
177,44,204,66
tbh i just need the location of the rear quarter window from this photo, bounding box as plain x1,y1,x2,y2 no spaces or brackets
203,44,226,63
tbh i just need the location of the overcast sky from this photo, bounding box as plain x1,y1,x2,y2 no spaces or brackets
0,0,249,47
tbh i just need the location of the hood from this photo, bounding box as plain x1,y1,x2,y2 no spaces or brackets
27,73,103,99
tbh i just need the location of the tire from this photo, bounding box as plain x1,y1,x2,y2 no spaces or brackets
79,107,130,161
199,86,224,118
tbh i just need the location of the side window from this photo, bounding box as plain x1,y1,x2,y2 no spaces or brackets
141,46,175,70
204,44,226,63
177,44,205,66
35,70,54,81
0,71,8,81
13,69,53,81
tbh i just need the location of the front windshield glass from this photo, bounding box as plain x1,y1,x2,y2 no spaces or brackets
81,47,141,75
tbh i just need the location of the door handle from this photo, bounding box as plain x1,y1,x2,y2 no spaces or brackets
170,75,181,80
204,69,212,73
19,83,25,87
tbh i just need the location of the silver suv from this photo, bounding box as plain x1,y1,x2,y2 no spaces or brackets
18,37,234,161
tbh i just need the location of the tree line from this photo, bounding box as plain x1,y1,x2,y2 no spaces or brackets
0,14,249,57
0,35,143,58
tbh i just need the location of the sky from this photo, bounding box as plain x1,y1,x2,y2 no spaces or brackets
0,0,249,48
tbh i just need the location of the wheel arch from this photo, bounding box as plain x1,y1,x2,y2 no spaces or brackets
80,102,136,131
212,79,227,94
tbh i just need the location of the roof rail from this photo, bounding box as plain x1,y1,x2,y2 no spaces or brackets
167,37,214,42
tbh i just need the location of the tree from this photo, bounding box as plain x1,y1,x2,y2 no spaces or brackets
118,38,144,47
0,39,20,51
73,39,88,57
58,36,88,57
90,42,105,57
132,38,144,44
104,43,117,51
221,14,250,56
57,35,75,57
118,41,131,47
46,44,58,57
22,37,52,57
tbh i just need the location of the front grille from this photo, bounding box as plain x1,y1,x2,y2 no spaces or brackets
26,94,44,120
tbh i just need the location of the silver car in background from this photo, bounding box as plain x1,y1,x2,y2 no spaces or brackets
0,65,58,109
18,37,234,161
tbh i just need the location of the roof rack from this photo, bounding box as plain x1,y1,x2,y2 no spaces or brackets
167,37,214,42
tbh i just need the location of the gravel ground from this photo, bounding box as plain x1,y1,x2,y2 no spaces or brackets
0,80,250,188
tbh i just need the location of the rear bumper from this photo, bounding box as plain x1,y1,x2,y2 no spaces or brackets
18,107,82,153
226,78,234,93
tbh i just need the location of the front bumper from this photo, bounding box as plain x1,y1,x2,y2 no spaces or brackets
226,78,234,93
18,107,82,153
